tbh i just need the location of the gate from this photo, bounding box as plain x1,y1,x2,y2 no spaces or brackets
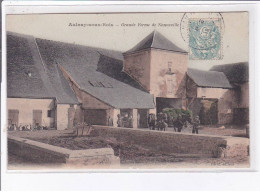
84,109,107,125
188,98,218,125
156,97,182,113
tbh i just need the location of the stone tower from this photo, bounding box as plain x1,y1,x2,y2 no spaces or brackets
123,31,188,100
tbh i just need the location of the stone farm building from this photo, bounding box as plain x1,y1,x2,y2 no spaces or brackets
7,31,249,130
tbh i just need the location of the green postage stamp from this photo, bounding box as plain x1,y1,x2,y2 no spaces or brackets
189,18,222,60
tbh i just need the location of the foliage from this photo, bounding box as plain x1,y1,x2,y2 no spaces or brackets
162,108,192,119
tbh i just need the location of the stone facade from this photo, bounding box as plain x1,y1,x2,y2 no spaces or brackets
7,98,55,128
7,98,78,130
239,82,249,108
123,50,151,91
185,77,240,124
124,48,188,116
149,49,188,98
197,87,229,99
56,104,77,130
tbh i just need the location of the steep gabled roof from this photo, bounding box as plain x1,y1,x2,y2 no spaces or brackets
96,54,147,92
7,32,52,99
187,68,232,89
35,38,155,109
124,30,187,54
7,32,79,104
210,62,249,84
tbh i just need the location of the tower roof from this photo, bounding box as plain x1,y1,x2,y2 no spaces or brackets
124,31,187,54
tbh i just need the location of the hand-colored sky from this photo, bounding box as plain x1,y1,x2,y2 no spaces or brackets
6,12,248,70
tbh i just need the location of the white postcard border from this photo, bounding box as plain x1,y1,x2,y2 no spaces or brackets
1,1,260,191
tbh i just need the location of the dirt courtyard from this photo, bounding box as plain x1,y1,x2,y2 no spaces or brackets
8,125,249,169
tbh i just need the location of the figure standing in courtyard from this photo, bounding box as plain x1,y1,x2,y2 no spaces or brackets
148,113,156,130
174,115,184,132
117,114,123,127
107,116,113,126
192,116,200,134
128,115,133,128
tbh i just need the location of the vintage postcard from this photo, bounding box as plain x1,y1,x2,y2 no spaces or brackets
3,10,250,171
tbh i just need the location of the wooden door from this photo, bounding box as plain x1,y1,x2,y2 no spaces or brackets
138,109,148,128
33,110,42,127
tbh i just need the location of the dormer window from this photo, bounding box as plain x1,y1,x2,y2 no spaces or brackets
88,80,113,88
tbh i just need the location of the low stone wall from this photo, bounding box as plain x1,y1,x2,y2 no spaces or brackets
8,135,120,166
222,137,249,158
92,126,249,158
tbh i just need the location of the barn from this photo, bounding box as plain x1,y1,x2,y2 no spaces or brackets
210,62,249,124
7,32,154,130
6,30,249,130
7,32,79,130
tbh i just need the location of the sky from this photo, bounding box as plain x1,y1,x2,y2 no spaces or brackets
6,12,248,70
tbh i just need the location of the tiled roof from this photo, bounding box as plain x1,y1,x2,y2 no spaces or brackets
35,38,155,109
124,30,187,54
7,32,79,104
210,62,249,84
187,68,233,89
7,32,52,99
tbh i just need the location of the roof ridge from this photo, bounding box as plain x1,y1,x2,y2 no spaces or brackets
151,30,156,48
35,37,123,54
55,63,79,104
34,37,47,72
6,32,120,53
211,62,249,69
7,31,34,39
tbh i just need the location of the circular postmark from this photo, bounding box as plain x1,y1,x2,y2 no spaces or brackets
180,12,225,42
180,13,224,60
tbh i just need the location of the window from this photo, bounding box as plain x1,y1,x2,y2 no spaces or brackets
89,80,113,88
101,82,113,88
88,81,94,86
168,62,172,72
88,81,102,87
47,110,52,117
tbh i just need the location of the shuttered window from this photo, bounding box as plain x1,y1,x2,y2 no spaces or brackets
8,109,19,126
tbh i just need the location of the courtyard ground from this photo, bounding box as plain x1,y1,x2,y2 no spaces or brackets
7,125,249,169
167,124,247,137
9,124,247,139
